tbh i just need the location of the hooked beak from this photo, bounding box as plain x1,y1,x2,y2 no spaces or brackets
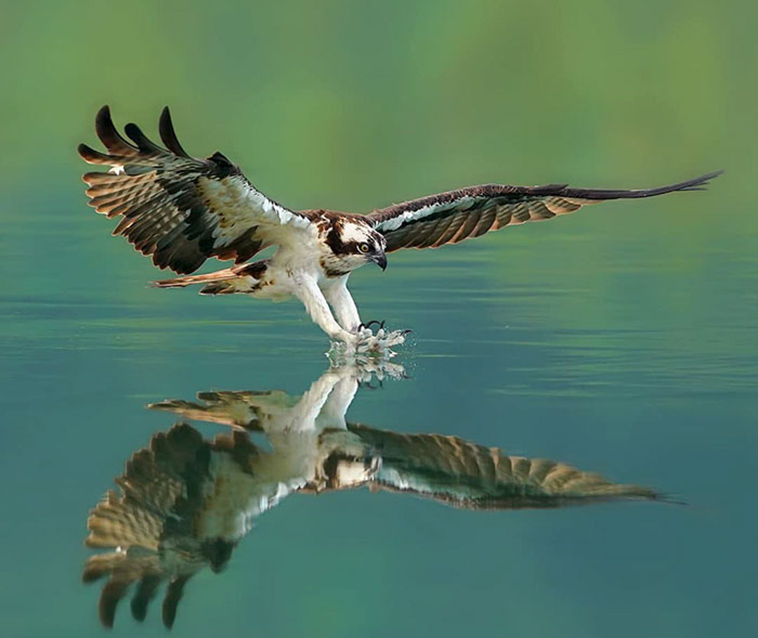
372,252,387,271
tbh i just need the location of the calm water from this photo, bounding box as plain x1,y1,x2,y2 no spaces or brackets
4,1,757,634
2,183,757,637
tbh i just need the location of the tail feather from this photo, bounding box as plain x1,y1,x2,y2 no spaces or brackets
200,281,238,295
152,260,268,295
152,268,237,289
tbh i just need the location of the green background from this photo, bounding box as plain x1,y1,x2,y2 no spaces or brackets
1,1,756,636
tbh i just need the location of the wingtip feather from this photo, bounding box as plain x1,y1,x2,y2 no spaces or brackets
78,143,111,164
687,169,724,190
565,169,724,200
94,105,137,154
663,169,723,194
94,105,115,144
95,104,111,124
159,105,191,158
124,122,163,153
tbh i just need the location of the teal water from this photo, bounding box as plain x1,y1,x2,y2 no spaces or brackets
3,1,757,634
2,183,757,637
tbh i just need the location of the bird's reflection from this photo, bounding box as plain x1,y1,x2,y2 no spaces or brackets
83,361,662,628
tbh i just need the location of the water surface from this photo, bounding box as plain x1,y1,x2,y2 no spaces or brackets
2,185,756,637
2,2,756,633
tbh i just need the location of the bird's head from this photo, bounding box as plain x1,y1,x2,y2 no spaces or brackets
321,218,387,276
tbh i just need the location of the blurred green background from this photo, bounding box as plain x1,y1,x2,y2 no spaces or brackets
2,1,757,637
3,0,755,328
2,0,754,297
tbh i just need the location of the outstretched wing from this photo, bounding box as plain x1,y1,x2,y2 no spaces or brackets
83,424,256,628
79,106,314,274
349,425,661,509
367,172,721,252
149,389,298,430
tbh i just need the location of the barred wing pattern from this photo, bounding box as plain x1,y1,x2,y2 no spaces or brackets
150,390,300,430
83,424,260,628
368,173,721,252
78,106,312,274
349,425,658,508
84,381,663,628
149,388,660,509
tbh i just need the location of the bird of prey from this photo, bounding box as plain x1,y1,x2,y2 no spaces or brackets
78,106,720,351
84,364,663,628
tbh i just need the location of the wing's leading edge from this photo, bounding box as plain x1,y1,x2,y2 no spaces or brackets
368,172,722,252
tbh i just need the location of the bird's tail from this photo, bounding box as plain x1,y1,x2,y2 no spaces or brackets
153,269,241,295
153,260,269,295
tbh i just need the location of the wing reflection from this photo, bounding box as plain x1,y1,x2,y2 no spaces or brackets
83,362,662,628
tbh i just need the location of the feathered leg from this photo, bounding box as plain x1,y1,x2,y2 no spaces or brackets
293,275,355,343
321,276,361,332
320,276,407,352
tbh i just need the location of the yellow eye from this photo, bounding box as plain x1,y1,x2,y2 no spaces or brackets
359,243,370,253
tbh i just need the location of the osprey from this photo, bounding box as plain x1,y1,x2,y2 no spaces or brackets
78,106,720,350
84,364,661,628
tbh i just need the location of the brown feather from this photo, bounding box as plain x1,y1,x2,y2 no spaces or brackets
348,424,661,509
78,106,310,274
82,423,260,628
368,173,721,252
159,106,191,158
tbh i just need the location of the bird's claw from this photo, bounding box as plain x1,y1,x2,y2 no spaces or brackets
328,323,409,362
354,325,407,353
328,357,407,384
358,320,385,331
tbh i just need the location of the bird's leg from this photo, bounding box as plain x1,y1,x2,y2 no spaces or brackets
320,276,406,351
321,276,362,333
318,374,360,429
294,276,356,344
285,371,344,431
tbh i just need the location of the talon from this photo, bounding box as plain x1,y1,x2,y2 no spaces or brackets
359,320,383,331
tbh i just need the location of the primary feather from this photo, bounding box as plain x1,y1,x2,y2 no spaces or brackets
79,106,310,274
